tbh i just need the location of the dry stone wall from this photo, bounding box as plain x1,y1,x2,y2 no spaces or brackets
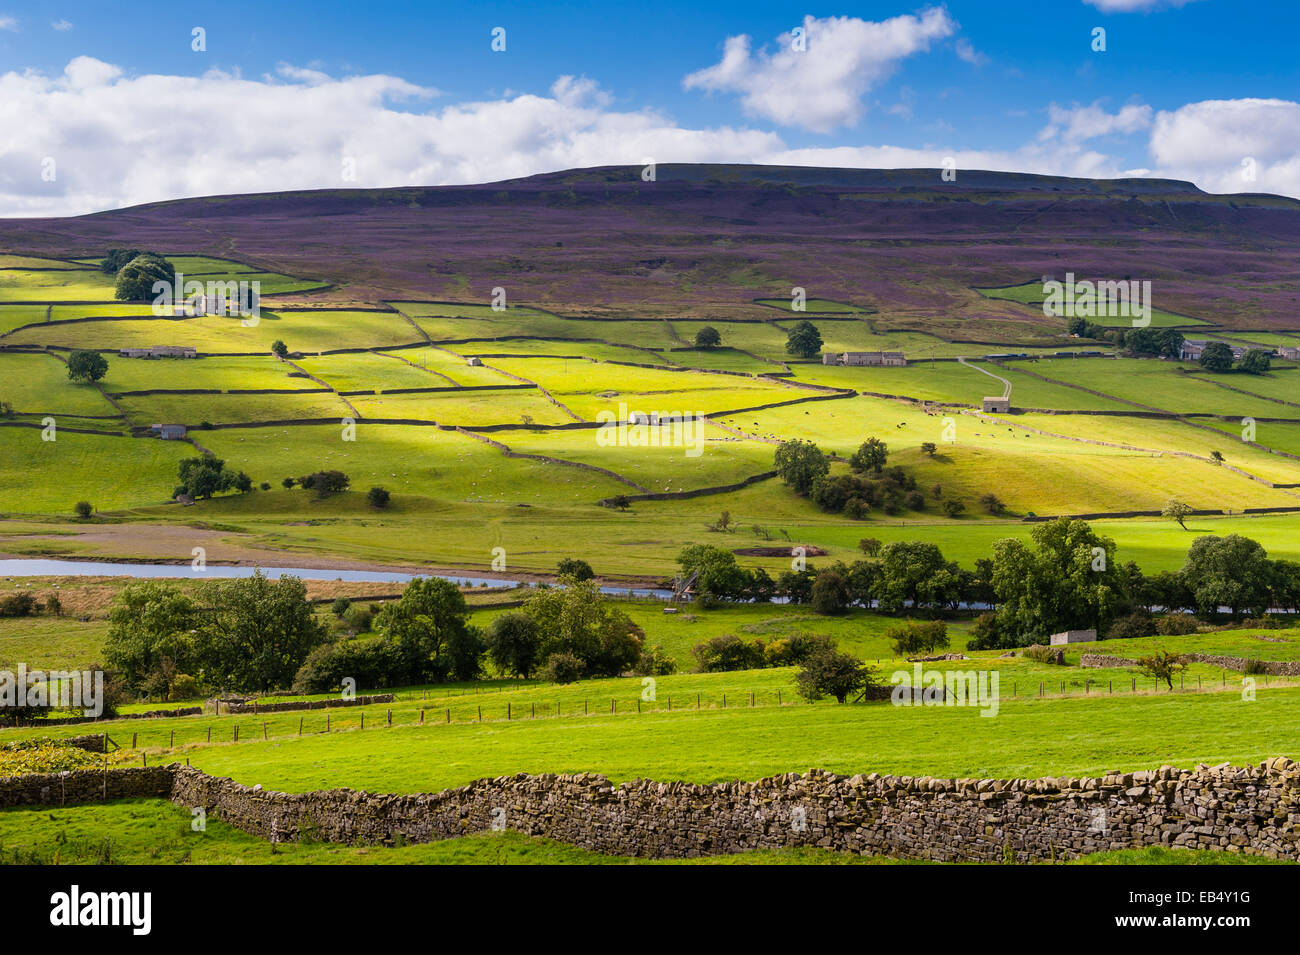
166,759,1300,862
5,760,1298,861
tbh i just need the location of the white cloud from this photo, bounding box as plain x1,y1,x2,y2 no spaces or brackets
3,58,1299,218
954,39,988,67
0,15,17,31
684,10,955,133
1083,0,1201,11
1040,101,1153,143
51,19,73,31
0,58,779,217
1147,98,1300,197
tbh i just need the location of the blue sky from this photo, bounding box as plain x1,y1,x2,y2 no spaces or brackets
2,0,1299,214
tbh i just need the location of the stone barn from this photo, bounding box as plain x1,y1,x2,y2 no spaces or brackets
982,396,1011,413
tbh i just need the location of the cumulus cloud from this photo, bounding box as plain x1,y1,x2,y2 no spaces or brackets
0,58,780,216
683,10,955,133
1147,98,1300,197
1039,102,1153,143
0,15,18,30
954,39,989,67
52,19,73,31
3,57,1299,218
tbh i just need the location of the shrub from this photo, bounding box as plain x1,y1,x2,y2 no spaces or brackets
259,481,271,491
886,620,949,657
1154,614,1199,636
942,499,965,518
484,612,542,678
633,644,678,676
342,606,373,633
0,593,38,618
692,634,765,672
965,613,1007,651
542,651,585,684
556,557,595,581
794,648,876,703
299,470,350,496
763,632,836,667
857,538,882,557
331,597,351,617
1106,610,1154,641
366,486,391,508
979,493,1006,516
73,501,93,519
1242,658,1268,676
291,637,408,694
1021,643,1066,665
167,674,201,702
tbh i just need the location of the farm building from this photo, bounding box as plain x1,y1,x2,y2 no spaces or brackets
466,357,483,366
1049,629,1098,646
1179,339,1246,362
982,396,1011,413
1277,346,1300,360
822,351,907,367
119,345,197,359
151,423,187,440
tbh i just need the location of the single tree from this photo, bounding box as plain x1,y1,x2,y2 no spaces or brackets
694,326,722,349
73,500,93,519
1162,498,1193,530
1197,342,1235,373
794,648,876,703
66,350,108,383
849,437,888,474
774,439,829,494
1238,349,1271,375
979,493,1006,516
484,612,542,678
920,442,938,456
271,340,289,359
1137,649,1187,691
785,320,824,360
366,486,391,508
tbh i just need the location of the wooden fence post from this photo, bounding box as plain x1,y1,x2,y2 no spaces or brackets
299,717,303,735
263,722,268,740
234,725,239,742
131,732,137,748
207,726,211,743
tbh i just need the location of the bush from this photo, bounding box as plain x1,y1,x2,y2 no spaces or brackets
73,501,93,519
886,620,949,657
692,634,765,672
542,651,585,684
331,597,351,617
794,648,876,703
763,632,836,667
556,557,595,581
299,470,350,495
1021,643,1066,665
366,486,391,508
166,674,201,702
1106,610,1154,641
342,606,373,633
291,638,407,694
259,481,271,491
633,644,678,676
0,593,38,618
979,493,1006,516
1154,614,1198,636
965,613,1007,651
1243,658,1268,675
810,570,850,615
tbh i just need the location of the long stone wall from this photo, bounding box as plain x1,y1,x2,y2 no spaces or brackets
1081,652,1300,676
6,760,1297,861
220,694,394,715
166,759,1300,862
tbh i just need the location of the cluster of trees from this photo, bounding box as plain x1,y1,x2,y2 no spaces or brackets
104,573,327,699
484,576,670,684
774,438,984,519
111,252,175,302
175,456,252,500
680,519,1300,648
1198,343,1272,375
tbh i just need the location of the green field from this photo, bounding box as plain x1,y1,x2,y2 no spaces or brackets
977,283,1211,328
